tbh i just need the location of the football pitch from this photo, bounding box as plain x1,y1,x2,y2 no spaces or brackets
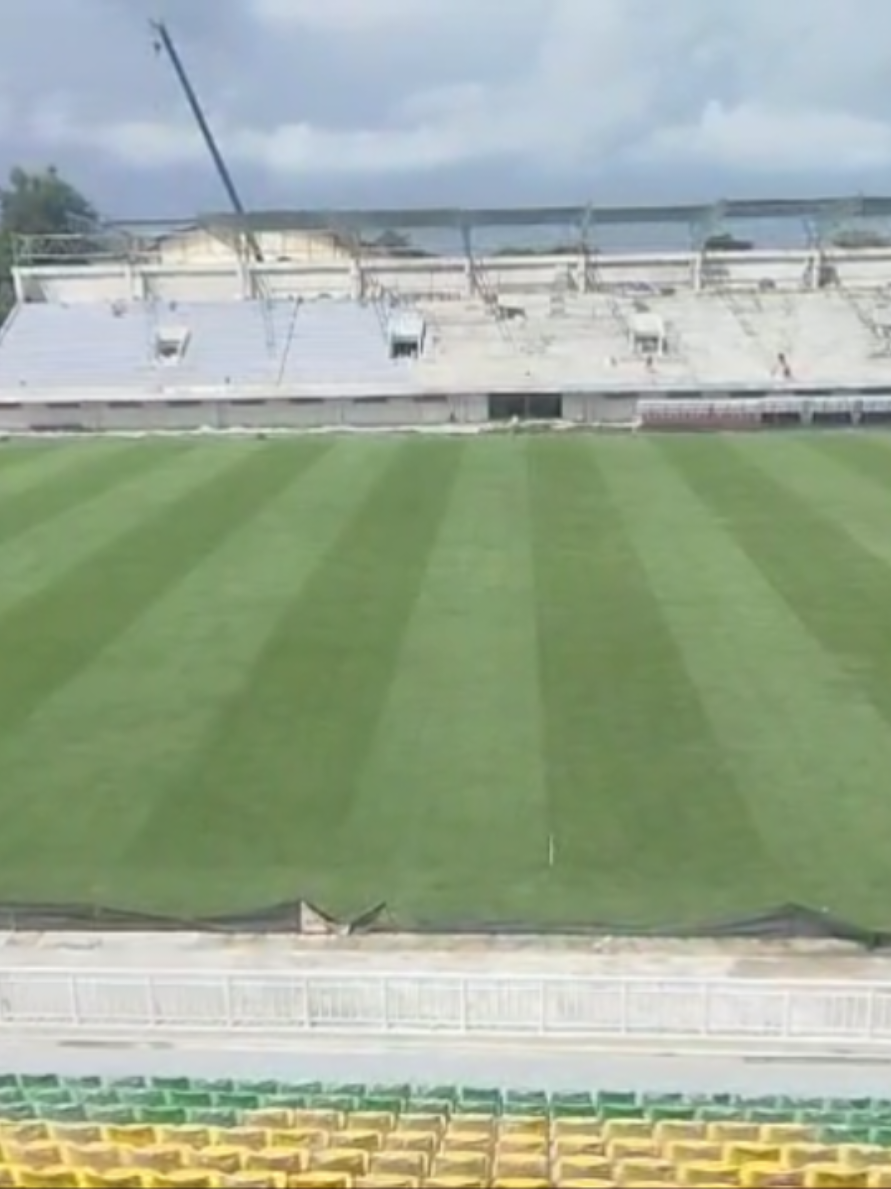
2,430,891,931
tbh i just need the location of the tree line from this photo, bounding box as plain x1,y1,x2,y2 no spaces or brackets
0,166,96,322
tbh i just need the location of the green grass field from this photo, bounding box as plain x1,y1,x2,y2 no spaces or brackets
1,431,891,930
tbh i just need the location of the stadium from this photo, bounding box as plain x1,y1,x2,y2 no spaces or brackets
3,19,891,1189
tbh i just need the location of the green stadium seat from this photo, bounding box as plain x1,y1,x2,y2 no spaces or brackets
116,1088,168,1110
84,1105,135,1124
306,1094,358,1113
0,1100,34,1120
18,1074,59,1089
871,1127,891,1147
325,1083,366,1098
415,1086,460,1105
0,1074,17,1090
149,1077,191,1093
597,1090,637,1108
360,1095,407,1115
599,1101,645,1120
40,1103,86,1124
550,1092,595,1114
26,1089,75,1110
169,1090,213,1110
192,1079,234,1094
62,1076,102,1092
503,1090,549,1113
408,1096,453,1117
260,1091,308,1110
137,1105,187,1126
458,1088,501,1112
77,1089,121,1107
186,1108,238,1128
113,1076,148,1089
646,1103,698,1122
215,1092,259,1112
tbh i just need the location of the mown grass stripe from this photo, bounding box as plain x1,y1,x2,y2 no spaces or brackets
0,439,150,502
342,438,548,926
0,440,183,546
659,435,891,923
0,440,398,911
0,442,246,620
128,439,463,908
738,435,891,569
0,440,332,749
528,437,745,925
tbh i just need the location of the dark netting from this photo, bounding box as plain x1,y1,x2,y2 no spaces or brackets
0,901,886,948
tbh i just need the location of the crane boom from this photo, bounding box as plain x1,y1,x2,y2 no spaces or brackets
150,19,263,262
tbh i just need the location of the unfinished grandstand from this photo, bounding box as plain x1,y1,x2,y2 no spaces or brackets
5,196,891,433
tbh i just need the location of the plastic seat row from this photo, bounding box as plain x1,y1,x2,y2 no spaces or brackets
5,1112,891,1187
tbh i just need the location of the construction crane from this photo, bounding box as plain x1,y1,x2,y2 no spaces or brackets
150,19,263,263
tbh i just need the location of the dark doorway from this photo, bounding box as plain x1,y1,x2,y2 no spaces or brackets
487,393,563,421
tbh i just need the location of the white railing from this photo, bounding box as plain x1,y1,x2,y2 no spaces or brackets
1,970,891,1048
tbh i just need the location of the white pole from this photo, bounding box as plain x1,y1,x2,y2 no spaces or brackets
548,832,555,869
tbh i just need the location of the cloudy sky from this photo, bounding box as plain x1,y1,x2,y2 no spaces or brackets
1,0,890,220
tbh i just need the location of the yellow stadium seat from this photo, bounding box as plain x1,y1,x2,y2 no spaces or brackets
497,1135,548,1157
268,1126,323,1149
554,1156,614,1182
6,1141,61,1168
740,1164,804,1187
291,1110,343,1133
607,1136,659,1161
491,1179,551,1188
446,1116,497,1140
49,1127,102,1148
332,1129,382,1154
552,1118,603,1141
841,1147,891,1170
0,1125,49,1146
0,1170,13,1189
553,1136,607,1161
61,1143,120,1172
13,1168,78,1188
602,1119,652,1143
158,1127,209,1150
421,1179,481,1189
396,1114,445,1137
498,1117,549,1140
311,1148,368,1176
706,1123,760,1145
77,1174,147,1189
150,1173,218,1189
666,1140,723,1164
347,1113,396,1139
431,1150,491,1180
102,1126,156,1149
678,1160,740,1185
654,1120,707,1146
217,1128,266,1153
615,1157,675,1183
243,1146,306,1175
560,1180,616,1189
369,1151,427,1180
354,1178,418,1189
287,1174,352,1189
241,1110,292,1129
805,1167,868,1188
193,1146,243,1175
869,1172,891,1189
221,1176,287,1189
783,1146,839,1170
122,1144,185,1173
492,1155,550,1181
725,1143,782,1167
758,1125,816,1145
88,1172,144,1189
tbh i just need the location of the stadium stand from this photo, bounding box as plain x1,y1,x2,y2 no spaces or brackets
0,298,412,393
0,1078,891,1186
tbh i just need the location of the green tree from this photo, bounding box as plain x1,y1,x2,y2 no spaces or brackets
0,166,98,322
